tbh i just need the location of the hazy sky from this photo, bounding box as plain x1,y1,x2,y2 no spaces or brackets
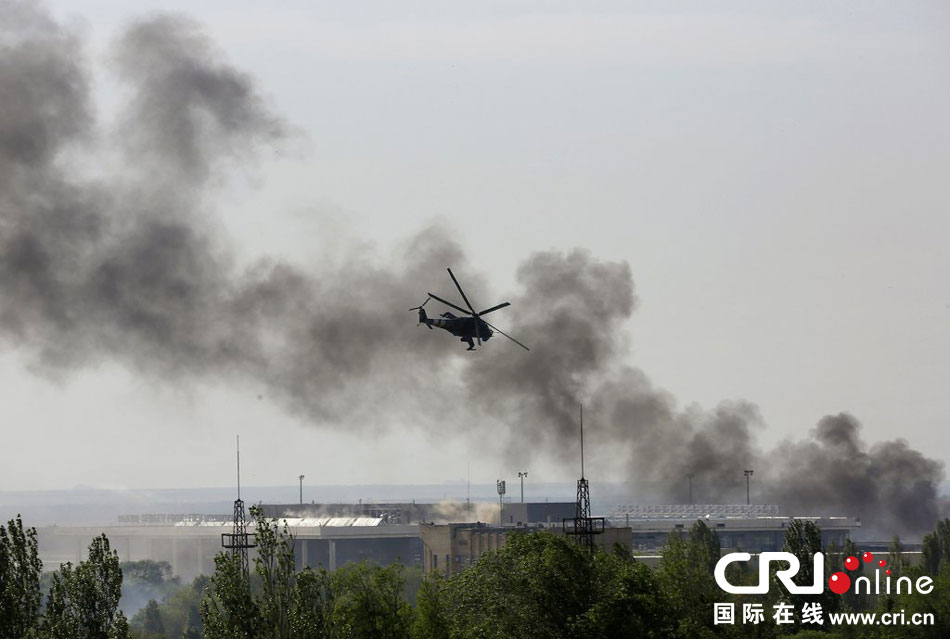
2,1,947,493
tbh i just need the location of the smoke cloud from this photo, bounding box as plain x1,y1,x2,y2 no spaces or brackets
0,3,467,423
1,3,944,538
473,258,945,535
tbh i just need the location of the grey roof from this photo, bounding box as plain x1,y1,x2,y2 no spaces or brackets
173,516,384,527
608,504,784,519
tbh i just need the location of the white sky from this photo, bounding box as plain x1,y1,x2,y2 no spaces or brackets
2,1,948,492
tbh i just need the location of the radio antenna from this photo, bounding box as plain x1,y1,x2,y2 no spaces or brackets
236,434,241,500
223,434,254,577
562,402,603,553
580,404,585,479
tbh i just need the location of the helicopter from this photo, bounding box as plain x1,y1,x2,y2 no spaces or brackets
411,268,529,352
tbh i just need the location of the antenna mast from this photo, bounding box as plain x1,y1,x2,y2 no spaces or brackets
580,404,584,479
222,434,255,579
563,403,603,553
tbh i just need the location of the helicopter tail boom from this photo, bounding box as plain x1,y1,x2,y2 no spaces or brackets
410,299,434,328
418,307,431,327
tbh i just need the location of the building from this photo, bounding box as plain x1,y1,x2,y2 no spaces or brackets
257,502,433,525
35,502,866,580
258,501,578,526
607,504,860,553
497,502,577,526
37,515,420,581
419,522,633,577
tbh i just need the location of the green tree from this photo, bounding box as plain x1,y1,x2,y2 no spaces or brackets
139,599,165,638
921,532,941,575
838,537,870,612
121,559,181,624
688,520,721,573
130,574,207,639
288,567,330,639
782,519,840,624
411,576,448,639
122,561,176,588
200,552,259,639
326,562,412,639
887,535,906,579
579,548,670,638
202,507,414,639
878,564,950,639
416,531,668,639
875,519,950,639
443,532,591,639
255,514,297,638
0,515,44,637
937,519,950,570
782,519,822,590
919,519,950,575
41,533,130,639
655,521,721,638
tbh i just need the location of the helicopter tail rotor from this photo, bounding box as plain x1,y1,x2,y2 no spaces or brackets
409,298,433,327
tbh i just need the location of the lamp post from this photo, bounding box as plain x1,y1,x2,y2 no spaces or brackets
299,475,305,505
496,480,506,525
688,473,694,505
744,469,754,505
518,471,528,503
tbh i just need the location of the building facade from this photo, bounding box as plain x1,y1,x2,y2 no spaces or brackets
419,522,633,577
608,504,860,553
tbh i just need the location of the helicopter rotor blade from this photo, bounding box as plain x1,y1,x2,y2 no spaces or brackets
483,320,530,351
427,292,472,316
446,268,482,346
477,301,510,316
447,268,478,317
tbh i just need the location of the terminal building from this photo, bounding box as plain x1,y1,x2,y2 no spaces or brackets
35,502,863,580
607,504,860,552
37,514,420,580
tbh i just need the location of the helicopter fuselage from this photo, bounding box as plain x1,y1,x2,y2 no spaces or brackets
418,309,492,349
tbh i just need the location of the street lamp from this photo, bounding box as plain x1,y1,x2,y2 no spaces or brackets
744,469,754,505
687,473,694,505
518,471,528,503
496,480,506,524
299,475,305,505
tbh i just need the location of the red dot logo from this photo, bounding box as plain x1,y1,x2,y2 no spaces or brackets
878,559,887,567
829,572,851,594
863,552,874,563
886,569,892,575
844,556,859,570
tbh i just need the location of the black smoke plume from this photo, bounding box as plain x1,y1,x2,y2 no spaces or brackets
0,3,467,424
0,3,944,538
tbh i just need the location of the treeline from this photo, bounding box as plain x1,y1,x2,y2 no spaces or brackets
0,516,128,638
3,512,950,638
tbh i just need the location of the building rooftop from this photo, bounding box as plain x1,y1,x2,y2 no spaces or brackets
170,516,385,527
608,504,784,520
